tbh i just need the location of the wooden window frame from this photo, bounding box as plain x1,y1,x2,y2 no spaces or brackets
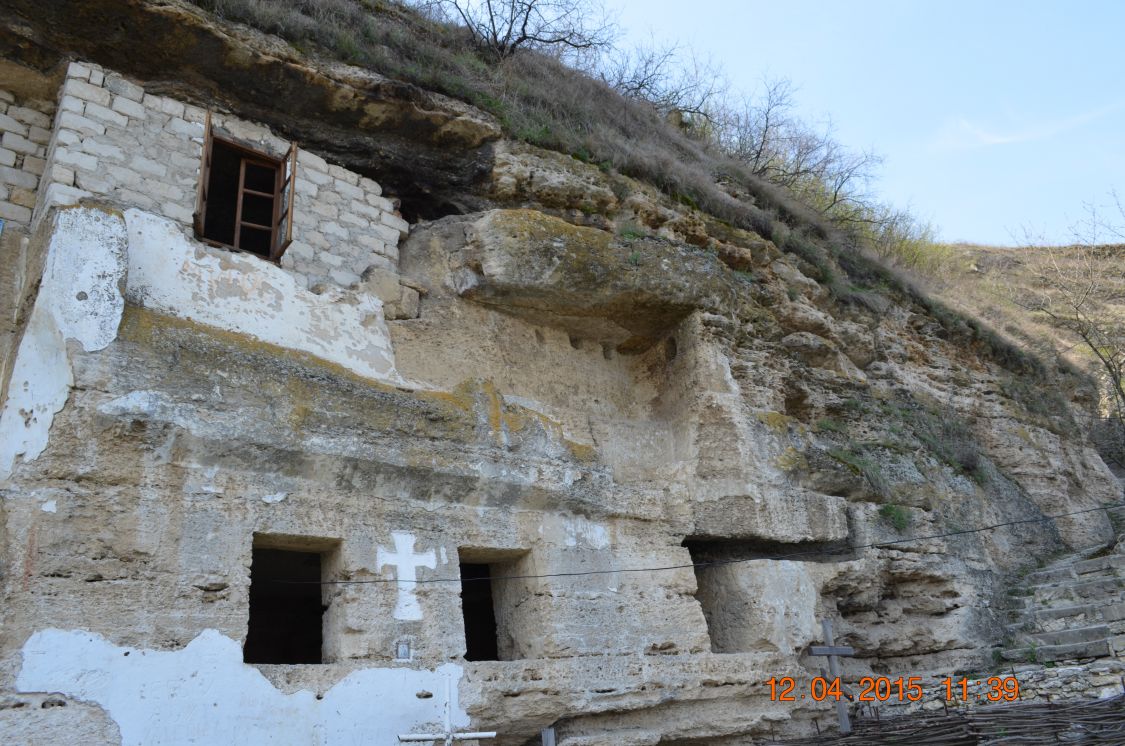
194,111,297,263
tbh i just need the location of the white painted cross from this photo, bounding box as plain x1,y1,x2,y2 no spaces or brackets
377,531,436,621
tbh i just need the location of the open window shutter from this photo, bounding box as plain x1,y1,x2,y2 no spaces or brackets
271,142,298,261
193,110,214,237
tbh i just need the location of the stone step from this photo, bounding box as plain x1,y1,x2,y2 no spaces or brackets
1032,576,1125,604
1026,566,1077,585
1073,554,1125,576
1001,638,1112,663
1028,624,1111,647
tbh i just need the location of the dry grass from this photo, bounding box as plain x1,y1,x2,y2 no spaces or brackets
192,0,1077,391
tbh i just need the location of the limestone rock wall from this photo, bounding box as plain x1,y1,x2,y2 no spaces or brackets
0,47,1122,746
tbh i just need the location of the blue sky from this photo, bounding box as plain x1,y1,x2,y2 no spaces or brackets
612,0,1125,245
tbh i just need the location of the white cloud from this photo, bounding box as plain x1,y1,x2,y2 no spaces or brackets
930,101,1125,151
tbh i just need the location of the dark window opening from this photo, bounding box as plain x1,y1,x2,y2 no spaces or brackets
683,538,854,653
459,562,500,662
202,139,279,258
244,548,325,664
194,112,297,261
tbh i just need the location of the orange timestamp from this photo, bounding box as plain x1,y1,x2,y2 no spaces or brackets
766,675,1020,702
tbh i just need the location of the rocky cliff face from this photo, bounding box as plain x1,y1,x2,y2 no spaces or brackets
1,3,1122,745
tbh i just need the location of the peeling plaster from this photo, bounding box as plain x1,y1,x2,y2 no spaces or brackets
17,629,468,746
123,210,400,384
0,208,127,480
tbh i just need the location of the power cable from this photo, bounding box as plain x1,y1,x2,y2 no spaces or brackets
276,500,1125,586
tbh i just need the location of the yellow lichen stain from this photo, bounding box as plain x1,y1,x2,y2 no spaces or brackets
776,447,808,472
119,306,599,461
284,377,315,433
756,410,793,433
118,306,401,393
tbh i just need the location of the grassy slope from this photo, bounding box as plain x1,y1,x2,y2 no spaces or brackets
192,0,1079,393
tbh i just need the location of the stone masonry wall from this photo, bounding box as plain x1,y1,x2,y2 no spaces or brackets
34,61,409,292
0,87,53,228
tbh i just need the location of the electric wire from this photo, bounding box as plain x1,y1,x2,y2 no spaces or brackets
276,500,1125,586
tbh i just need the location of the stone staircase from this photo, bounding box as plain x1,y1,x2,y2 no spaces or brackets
999,548,1125,664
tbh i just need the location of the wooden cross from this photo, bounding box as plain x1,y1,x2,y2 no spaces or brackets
809,619,855,735
398,673,498,745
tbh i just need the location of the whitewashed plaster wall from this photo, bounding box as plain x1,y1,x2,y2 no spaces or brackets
17,628,468,746
0,205,401,481
0,207,126,479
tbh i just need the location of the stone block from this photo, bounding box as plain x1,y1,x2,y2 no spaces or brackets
66,61,92,81
118,188,156,210
27,126,51,145
0,165,39,189
52,147,98,172
74,171,112,194
0,112,28,136
89,69,105,87
1,132,38,156
56,129,80,146
49,164,75,186
327,164,359,185
0,184,7,201
0,200,32,222
183,105,207,124
357,176,382,197
297,150,329,173
143,179,184,201
308,201,338,220
83,103,128,129
8,106,52,129
339,212,369,228
321,221,348,238
369,222,400,244
158,98,185,118
367,193,395,212
0,148,15,168
161,201,194,223
106,76,144,102
0,90,12,104
62,79,111,108
380,211,410,236
355,234,386,253
9,187,36,208
349,200,381,221
80,139,126,161
40,182,92,211
333,178,363,201
111,96,147,120
106,165,142,188
57,111,106,136
22,156,45,176
166,117,204,138
131,155,167,178
301,167,331,186
286,241,315,262
59,96,85,115
294,177,318,198
303,230,329,249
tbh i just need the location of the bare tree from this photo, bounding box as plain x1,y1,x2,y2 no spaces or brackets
421,0,616,60
597,39,726,118
1015,198,1125,465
